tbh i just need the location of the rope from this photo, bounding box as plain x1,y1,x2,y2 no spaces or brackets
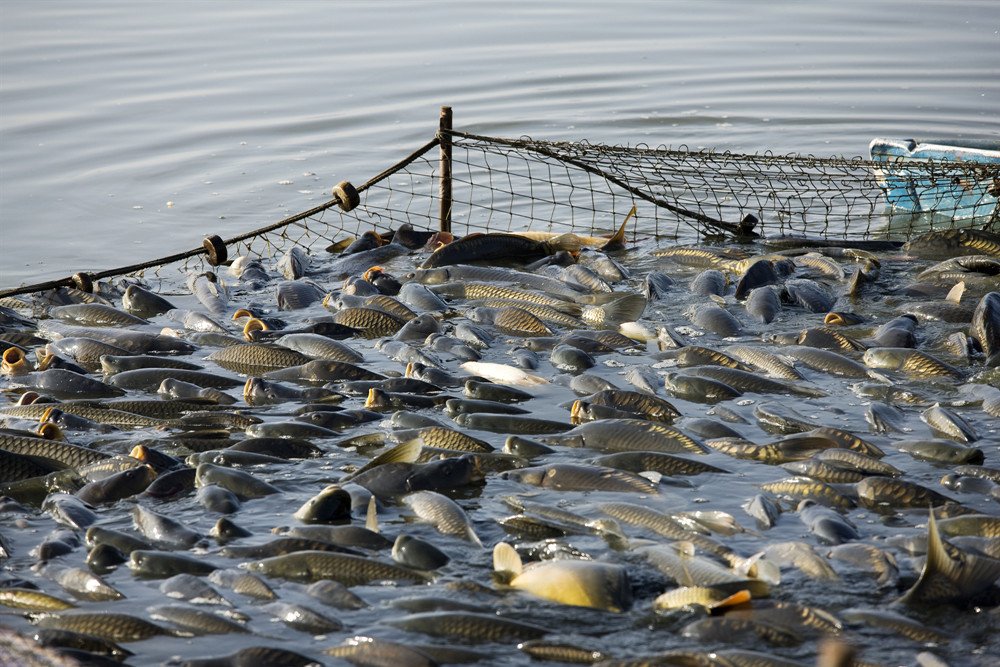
0,137,440,299
2,127,996,299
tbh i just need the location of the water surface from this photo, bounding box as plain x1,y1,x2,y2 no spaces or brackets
1,0,998,286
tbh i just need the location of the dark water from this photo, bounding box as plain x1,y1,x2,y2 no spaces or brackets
2,0,999,287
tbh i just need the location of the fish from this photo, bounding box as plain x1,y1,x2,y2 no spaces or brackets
663,371,742,403
195,463,281,500
897,439,985,465
265,601,343,634
325,636,438,667
458,361,548,386
131,505,205,549
920,404,979,442
592,450,726,476
856,477,956,510
0,588,77,612
422,233,556,269
403,490,482,545
392,534,451,570
247,550,431,585
827,543,899,588
899,510,1000,605
652,585,752,612
797,499,860,545
122,284,177,318
33,612,174,642
174,646,321,667
149,603,249,635
862,347,964,380
503,463,660,494
386,610,549,642
541,419,708,455
492,541,632,612
904,229,1000,260
637,541,769,595
601,502,739,565
745,286,783,324
681,615,802,647
48,303,149,327
687,303,743,337
970,291,1000,356
207,343,311,374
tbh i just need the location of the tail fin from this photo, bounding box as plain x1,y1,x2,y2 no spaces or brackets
709,589,752,611
583,293,647,326
492,542,523,584
600,204,636,252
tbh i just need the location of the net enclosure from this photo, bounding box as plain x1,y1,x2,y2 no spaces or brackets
2,108,998,298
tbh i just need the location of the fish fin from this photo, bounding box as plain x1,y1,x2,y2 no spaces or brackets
547,233,584,253
550,300,584,317
596,523,631,550
945,281,965,304
365,496,379,533
918,507,1000,602
708,589,752,611
599,204,636,252
734,551,783,585
638,471,663,484
675,541,697,557
345,440,422,481
586,294,647,326
866,370,894,385
467,526,484,548
793,384,829,398
493,542,523,576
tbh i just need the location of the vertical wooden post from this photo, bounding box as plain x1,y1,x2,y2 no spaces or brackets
439,105,453,234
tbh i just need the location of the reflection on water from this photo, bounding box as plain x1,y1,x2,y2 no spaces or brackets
1,0,998,285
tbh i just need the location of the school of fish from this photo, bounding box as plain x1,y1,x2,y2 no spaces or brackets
1,217,999,667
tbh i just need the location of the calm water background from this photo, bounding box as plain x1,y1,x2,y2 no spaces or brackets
1,1,998,286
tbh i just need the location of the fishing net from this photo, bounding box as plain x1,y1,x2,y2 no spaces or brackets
2,125,997,298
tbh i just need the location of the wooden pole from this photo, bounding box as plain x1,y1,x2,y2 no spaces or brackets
439,105,453,233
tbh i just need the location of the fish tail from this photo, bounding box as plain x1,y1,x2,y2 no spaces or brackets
586,294,647,325
600,204,636,252
493,542,522,581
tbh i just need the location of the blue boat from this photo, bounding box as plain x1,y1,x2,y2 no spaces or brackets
869,138,1000,219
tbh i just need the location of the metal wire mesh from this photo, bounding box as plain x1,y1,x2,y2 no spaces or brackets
2,128,997,299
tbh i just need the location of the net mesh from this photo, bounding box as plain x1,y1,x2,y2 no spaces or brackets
2,128,997,298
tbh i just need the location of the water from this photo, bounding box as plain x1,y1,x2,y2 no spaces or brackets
1,3,1000,665
1,0,998,287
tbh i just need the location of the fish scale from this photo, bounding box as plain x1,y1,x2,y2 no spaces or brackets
476,298,584,328
0,434,108,468
542,418,708,455
434,282,581,311
601,502,738,565
207,343,311,373
34,612,173,642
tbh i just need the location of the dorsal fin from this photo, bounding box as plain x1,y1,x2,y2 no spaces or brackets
492,542,523,576
365,496,379,533
547,233,584,253
945,281,965,304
